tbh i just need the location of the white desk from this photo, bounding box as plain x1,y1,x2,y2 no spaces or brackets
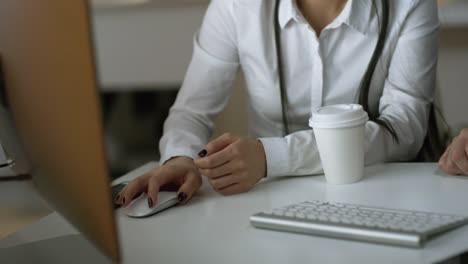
1,163,468,264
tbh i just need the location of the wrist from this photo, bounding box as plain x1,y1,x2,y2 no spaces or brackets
164,156,194,167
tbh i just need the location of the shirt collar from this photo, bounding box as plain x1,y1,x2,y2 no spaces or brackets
346,0,373,35
278,0,373,35
277,0,301,29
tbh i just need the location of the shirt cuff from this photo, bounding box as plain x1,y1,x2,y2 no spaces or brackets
160,148,198,165
257,137,290,178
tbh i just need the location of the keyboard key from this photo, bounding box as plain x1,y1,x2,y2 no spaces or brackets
318,215,329,221
342,218,353,224
296,213,306,219
307,214,318,220
272,210,284,216
362,221,376,227
285,212,295,217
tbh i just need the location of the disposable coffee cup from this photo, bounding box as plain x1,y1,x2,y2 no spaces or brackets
309,104,369,184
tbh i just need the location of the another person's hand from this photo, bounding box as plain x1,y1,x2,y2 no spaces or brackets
115,156,202,207
194,133,267,195
439,128,468,176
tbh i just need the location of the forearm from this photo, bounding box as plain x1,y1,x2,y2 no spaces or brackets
258,106,430,178
159,108,214,164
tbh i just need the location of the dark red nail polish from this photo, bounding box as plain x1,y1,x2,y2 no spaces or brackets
148,198,153,208
177,192,188,203
122,197,125,205
198,149,207,157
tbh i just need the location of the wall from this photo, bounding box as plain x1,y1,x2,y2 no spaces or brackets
91,5,207,89
438,28,468,137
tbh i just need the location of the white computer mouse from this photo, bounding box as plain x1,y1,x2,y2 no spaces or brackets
124,192,179,218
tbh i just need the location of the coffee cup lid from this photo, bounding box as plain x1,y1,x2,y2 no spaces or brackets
309,104,369,129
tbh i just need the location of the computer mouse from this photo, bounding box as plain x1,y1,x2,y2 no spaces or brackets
123,192,179,218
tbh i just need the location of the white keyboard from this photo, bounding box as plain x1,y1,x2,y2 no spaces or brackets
250,201,468,248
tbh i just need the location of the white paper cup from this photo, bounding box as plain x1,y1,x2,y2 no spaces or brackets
309,104,369,184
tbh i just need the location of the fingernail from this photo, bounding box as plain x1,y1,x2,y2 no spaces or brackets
115,195,120,203
198,149,207,157
148,198,153,208
177,192,188,203
122,197,125,205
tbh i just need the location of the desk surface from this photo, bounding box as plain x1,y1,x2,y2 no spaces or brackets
2,163,468,264
0,180,51,240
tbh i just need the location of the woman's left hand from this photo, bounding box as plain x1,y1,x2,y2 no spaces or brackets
439,128,468,176
194,133,267,195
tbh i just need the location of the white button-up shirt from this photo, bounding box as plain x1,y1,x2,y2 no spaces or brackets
160,0,439,177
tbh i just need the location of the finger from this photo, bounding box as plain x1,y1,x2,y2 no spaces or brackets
177,172,202,204
195,145,236,169
197,133,239,158
146,167,181,208
445,149,464,176
200,160,241,179
120,174,151,207
217,183,250,196
209,173,241,191
450,137,468,175
115,184,132,205
438,142,451,168
438,147,450,172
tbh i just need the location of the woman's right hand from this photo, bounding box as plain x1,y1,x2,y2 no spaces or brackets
115,156,202,208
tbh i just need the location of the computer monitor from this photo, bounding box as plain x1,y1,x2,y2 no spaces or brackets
0,0,119,262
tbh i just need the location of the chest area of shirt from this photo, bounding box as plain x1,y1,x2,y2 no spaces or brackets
241,23,387,103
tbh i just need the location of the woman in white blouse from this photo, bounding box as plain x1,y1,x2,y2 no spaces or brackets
116,0,439,207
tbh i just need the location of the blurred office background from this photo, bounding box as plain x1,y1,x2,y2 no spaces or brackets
91,0,246,178
90,0,468,178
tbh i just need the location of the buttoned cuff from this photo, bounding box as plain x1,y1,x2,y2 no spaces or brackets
257,137,290,178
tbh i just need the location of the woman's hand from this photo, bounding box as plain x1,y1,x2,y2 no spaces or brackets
439,128,468,176
194,133,267,195
115,156,202,207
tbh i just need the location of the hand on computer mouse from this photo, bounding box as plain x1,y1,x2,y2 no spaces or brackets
115,156,202,208
439,128,468,176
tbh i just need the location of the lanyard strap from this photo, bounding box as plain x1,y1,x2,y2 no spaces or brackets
358,0,389,117
274,0,290,136
274,0,389,136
